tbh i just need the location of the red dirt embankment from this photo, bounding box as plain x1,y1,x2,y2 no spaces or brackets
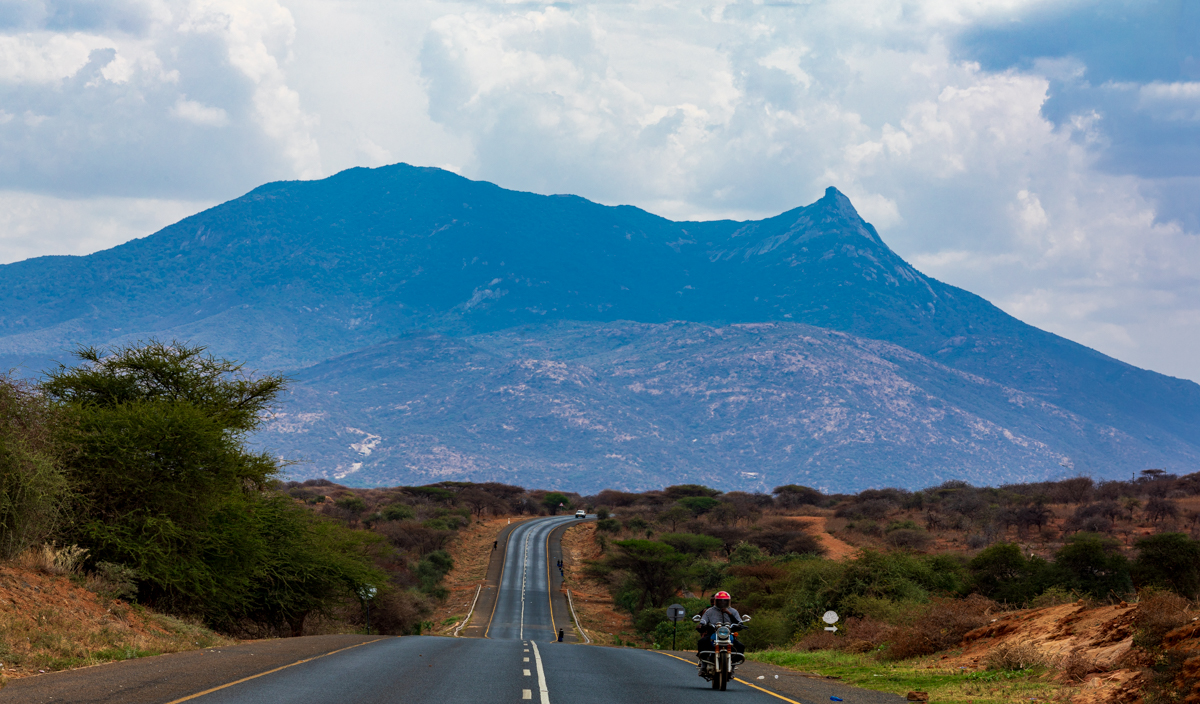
0,563,228,681
942,599,1200,704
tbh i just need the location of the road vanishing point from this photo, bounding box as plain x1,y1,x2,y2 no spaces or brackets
2,516,904,704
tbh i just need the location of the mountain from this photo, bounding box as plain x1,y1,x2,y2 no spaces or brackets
2,163,1197,489
260,321,1197,493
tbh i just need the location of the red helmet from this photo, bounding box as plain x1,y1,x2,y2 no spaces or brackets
712,591,731,609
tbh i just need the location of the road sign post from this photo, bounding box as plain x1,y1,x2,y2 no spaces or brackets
359,585,377,635
667,603,687,651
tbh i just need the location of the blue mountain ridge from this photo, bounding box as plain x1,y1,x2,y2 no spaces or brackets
1,163,1196,490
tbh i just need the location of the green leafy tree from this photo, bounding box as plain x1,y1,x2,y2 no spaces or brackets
1133,533,1200,599
609,539,687,610
43,342,385,627
968,543,1053,605
658,505,692,531
1052,533,1132,599
541,492,571,515
678,496,721,515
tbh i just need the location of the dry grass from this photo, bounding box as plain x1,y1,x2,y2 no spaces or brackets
15,543,88,576
984,641,1046,671
0,562,230,680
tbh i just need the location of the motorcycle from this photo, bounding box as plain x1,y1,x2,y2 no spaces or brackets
693,613,750,691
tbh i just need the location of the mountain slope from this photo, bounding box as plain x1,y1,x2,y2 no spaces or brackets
2,163,1197,484
258,321,1196,492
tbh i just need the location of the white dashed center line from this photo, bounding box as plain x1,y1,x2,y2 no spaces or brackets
522,689,532,700
523,657,529,662
523,669,531,676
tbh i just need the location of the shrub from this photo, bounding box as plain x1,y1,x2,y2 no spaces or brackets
595,507,610,520
882,595,995,661
596,518,621,533
885,520,921,533
841,616,894,653
1057,650,1100,683
985,641,1045,671
835,499,895,521
1133,533,1200,599
0,375,69,559
660,532,724,556
375,520,451,556
381,504,415,522
736,609,790,651
1131,589,1193,651
1052,533,1133,600
794,629,842,651
87,561,141,601
773,485,825,508
370,589,430,635
885,529,932,551
969,543,1054,606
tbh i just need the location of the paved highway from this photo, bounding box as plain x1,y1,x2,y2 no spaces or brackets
2,516,906,704
486,515,578,642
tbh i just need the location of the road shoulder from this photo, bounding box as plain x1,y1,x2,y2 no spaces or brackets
0,634,387,704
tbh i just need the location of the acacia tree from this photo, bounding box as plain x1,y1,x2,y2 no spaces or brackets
43,341,384,630
609,539,686,610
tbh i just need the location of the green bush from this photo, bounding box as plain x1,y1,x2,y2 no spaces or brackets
416,549,454,599
660,532,723,556
736,609,791,651
969,543,1054,606
336,496,367,514
1052,533,1132,600
382,504,415,522
596,518,621,533
1133,533,1200,599
0,376,69,559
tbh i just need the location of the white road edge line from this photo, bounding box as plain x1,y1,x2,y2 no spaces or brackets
530,641,551,704
565,589,590,644
453,584,482,637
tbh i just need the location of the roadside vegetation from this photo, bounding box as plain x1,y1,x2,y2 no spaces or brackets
567,479,1200,703
3,342,1199,701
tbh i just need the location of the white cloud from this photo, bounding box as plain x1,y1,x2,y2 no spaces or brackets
1,0,1199,383
171,96,228,126
0,191,215,265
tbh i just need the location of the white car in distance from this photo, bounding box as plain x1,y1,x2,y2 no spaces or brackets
575,509,586,518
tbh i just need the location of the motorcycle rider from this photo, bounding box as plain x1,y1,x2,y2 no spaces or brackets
696,591,745,662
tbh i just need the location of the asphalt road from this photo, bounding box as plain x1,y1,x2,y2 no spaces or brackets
485,515,580,642
1,516,906,704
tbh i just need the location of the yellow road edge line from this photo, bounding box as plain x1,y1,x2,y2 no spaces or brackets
655,652,805,704
162,638,385,704
734,677,806,704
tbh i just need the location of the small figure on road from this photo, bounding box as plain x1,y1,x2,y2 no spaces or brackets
493,540,498,550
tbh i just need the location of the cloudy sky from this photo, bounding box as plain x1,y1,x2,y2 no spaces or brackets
2,0,1199,382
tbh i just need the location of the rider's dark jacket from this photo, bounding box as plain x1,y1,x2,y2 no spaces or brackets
697,606,744,633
